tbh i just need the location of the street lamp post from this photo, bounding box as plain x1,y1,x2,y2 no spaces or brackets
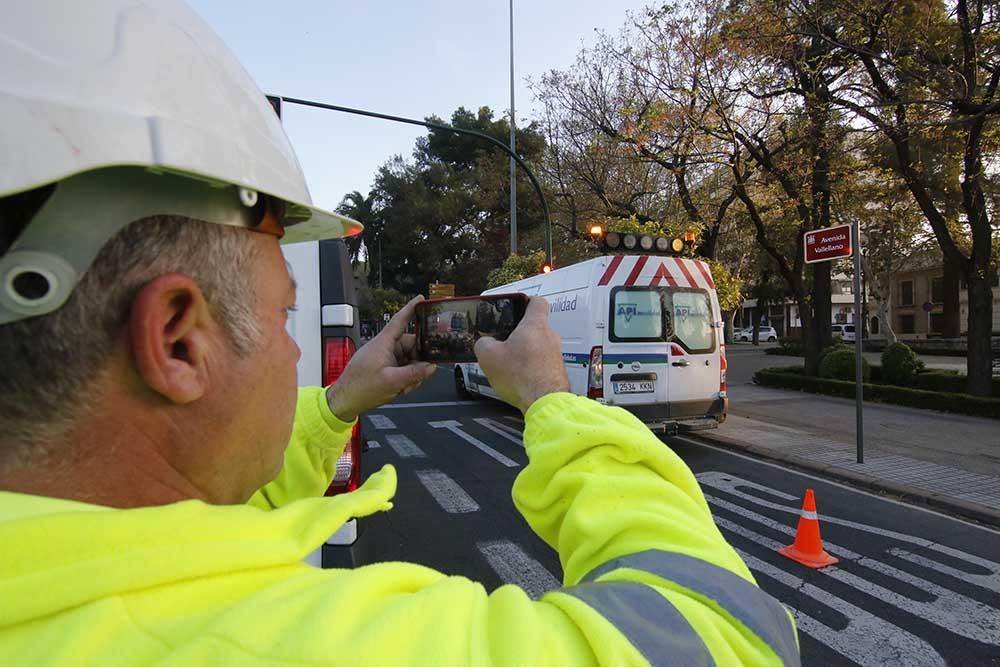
277,96,553,267
509,0,517,256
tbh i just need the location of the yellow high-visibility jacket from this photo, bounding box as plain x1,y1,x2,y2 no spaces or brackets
0,387,798,665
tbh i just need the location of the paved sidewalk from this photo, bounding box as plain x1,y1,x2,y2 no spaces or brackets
696,383,1000,525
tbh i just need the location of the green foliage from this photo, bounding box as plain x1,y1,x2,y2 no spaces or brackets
358,287,408,326
707,260,742,312
821,342,851,360
819,347,871,382
351,106,548,296
486,251,547,288
602,216,695,241
754,369,1000,420
767,339,803,356
881,342,924,386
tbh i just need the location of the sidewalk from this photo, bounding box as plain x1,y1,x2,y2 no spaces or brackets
697,382,1000,525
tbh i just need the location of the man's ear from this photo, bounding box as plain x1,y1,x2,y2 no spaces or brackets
127,273,216,404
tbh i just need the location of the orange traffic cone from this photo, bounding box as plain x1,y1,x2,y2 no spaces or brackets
778,489,839,568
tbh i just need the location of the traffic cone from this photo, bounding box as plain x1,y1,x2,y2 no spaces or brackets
778,489,839,568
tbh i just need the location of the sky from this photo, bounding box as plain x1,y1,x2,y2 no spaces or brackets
188,0,652,213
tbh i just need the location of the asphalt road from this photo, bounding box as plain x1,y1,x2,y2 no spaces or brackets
356,365,1000,666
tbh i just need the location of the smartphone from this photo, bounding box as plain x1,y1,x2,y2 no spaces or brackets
414,294,529,363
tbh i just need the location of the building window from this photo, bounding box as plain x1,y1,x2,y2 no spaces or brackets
929,313,944,334
931,277,944,304
899,313,915,334
900,280,914,306
870,316,880,335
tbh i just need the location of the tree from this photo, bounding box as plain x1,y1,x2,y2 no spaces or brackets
533,9,741,259
358,106,549,296
810,0,999,395
336,191,382,283
486,251,548,288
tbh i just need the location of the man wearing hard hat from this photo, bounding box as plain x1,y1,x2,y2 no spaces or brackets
0,2,798,664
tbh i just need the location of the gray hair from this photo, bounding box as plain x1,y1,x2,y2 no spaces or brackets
0,214,262,458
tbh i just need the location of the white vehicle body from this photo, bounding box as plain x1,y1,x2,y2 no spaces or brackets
282,240,366,568
736,326,778,342
831,323,857,342
456,255,728,432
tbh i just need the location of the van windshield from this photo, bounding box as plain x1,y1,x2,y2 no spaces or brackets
610,287,715,352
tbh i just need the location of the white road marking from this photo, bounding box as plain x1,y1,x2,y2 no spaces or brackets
415,469,479,513
384,434,425,458
704,488,1000,644
739,550,945,666
429,420,520,467
366,414,397,430
473,418,524,447
889,548,1000,594
477,539,560,600
674,435,1000,533
379,401,479,409
697,471,1000,588
366,440,380,449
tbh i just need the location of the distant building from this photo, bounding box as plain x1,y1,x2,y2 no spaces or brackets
878,256,1000,340
738,273,872,338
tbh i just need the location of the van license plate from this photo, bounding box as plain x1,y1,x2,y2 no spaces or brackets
613,381,655,394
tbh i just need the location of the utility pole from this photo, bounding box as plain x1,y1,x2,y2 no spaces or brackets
509,0,517,255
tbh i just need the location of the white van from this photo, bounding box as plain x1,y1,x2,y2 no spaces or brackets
456,254,728,433
282,239,370,568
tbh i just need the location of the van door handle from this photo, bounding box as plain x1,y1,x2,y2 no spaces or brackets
671,360,690,367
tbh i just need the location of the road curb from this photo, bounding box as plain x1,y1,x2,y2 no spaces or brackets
686,431,1000,529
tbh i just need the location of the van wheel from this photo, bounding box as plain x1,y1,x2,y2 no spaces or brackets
455,368,471,399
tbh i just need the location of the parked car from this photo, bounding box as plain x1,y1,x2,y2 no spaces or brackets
831,323,856,342
735,326,778,342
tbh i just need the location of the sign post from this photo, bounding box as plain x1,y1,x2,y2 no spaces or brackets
805,222,864,464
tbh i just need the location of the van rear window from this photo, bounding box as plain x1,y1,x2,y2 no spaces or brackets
610,287,715,352
672,290,715,352
611,289,664,340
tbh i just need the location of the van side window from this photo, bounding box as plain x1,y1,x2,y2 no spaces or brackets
671,290,715,353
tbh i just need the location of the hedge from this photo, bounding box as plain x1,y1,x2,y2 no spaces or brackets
759,363,1000,396
754,368,1000,419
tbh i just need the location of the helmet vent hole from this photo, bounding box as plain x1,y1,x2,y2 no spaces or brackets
11,270,51,301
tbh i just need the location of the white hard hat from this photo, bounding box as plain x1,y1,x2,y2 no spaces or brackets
0,0,362,324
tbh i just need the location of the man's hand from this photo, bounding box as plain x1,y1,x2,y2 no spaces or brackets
326,296,436,422
474,297,569,414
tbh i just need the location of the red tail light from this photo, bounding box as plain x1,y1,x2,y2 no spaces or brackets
720,344,728,397
324,337,356,386
324,336,360,495
587,346,603,399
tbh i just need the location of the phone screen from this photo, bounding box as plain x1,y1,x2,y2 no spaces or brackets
415,294,528,363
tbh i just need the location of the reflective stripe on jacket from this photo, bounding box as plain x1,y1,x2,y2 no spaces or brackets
0,387,798,665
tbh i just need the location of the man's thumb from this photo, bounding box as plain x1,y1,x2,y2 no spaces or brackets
474,336,500,367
